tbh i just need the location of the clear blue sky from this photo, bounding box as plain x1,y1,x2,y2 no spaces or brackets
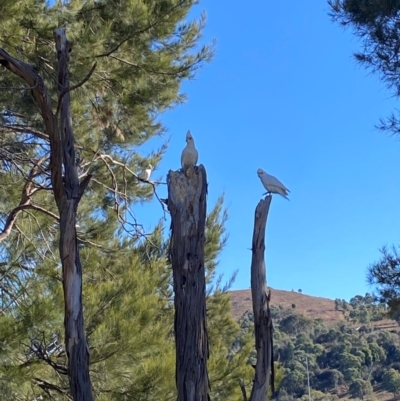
138,1,400,302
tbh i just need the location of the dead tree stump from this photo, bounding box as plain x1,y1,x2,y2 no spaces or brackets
167,165,210,401
249,196,274,401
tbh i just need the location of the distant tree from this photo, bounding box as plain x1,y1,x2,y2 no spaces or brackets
343,367,361,384
350,307,371,324
275,389,293,401
349,379,373,400
292,303,296,309
298,390,329,401
298,289,302,293
382,368,400,396
349,295,364,308
315,369,344,391
280,369,306,396
279,341,295,363
361,345,373,366
364,293,376,306
340,352,362,369
368,341,387,364
279,315,311,336
334,298,341,311
331,369,345,389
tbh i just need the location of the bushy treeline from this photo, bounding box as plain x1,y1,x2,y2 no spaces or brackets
239,293,400,400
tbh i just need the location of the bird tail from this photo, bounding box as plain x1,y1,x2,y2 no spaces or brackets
279,191,290,201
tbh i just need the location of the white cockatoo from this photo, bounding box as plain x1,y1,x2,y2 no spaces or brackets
257,168,290,200
181,130,198,171
139,164,152,181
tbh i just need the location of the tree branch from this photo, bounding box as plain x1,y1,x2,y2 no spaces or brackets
0,125,49,141
95,0,189,58
0,46,63,203
239,379,248,401
0,156,56,242
34,377,70,397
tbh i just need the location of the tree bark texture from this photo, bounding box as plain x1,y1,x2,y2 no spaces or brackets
167,165,210,401
0,30,94,400
249,196,274,401
54,29,94,401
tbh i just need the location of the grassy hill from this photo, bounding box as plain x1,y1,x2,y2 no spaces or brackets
230,288,344,324
229,288,397,330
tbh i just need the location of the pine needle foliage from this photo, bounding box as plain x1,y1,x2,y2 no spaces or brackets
0,2,256,399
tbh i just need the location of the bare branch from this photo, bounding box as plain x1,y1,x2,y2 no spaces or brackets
0,125,49,141
239,379,248,401
97,153,168,219
29,340,68,376
0,152,58,242
34,378,70,397
24,204,59,222
0,46,63,203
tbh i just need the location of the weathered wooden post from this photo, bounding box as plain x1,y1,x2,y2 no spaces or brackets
167,165,210,401
249,196,274,401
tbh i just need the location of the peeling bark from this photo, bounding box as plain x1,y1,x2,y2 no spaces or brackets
54,28,94,401
167,165,210,401
249,196,274,401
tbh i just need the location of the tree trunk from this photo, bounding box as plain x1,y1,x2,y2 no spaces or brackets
54,29,94,401
249,196,274,401
0,28,94,400
167,165,210,401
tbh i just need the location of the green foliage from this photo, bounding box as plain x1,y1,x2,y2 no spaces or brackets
349,379,373,400
382,368,400,395
0,0,215,257
279,314,310,336
0,1,259,400
0,194,255,400
251,300,400,400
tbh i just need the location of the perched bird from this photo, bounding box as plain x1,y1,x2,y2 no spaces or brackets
257,168,290,200
181,130,198,172
139,164,152,181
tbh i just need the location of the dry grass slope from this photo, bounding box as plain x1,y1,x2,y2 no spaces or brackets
229,288,397,329
229,288,345,324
